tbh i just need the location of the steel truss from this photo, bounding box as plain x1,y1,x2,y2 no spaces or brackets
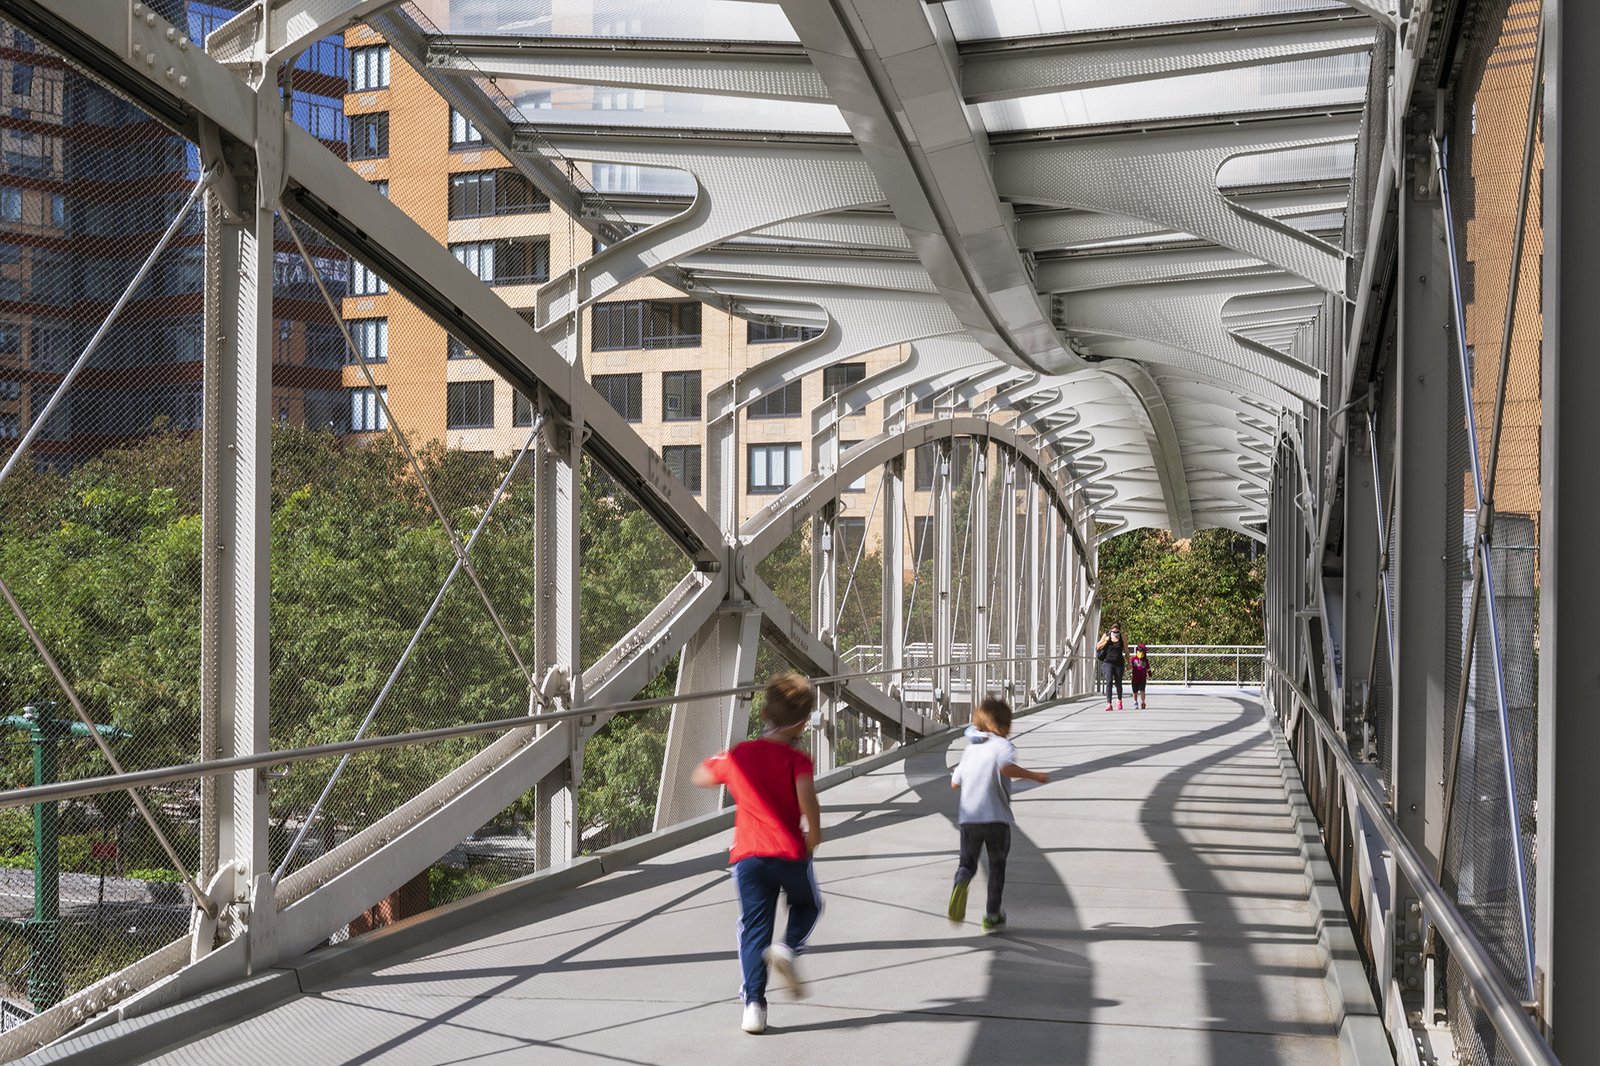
0,0,1444,1057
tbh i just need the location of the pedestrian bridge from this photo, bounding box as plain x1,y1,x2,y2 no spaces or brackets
41,692,1379,1066
0,2,1583,1065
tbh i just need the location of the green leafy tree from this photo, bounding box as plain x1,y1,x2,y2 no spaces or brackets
1096,528,1265,646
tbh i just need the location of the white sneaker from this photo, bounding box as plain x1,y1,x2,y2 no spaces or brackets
764,943,807,999
741,1001,767,1034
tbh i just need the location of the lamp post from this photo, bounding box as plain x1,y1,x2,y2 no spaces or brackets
2,701,128,1012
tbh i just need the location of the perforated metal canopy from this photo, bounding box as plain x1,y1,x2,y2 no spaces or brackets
370,0,1380,541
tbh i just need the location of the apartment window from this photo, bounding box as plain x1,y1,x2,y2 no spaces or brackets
840,439,865,492
349,45,390,91
446,379,494,429
662,370,701,421
370,180,389,198
748,380,802,420
447,336,476,360
914,440,969,490
349,318,387,363
449,108,484,147
451,238,550,285
914,393,936,414
592,373,643,422
350,259,387,295
349,386,387,432
592,300,701,351
0,187,18,222
512,390,534,427
749,443,802,494
349,112,389,159
913,516,933,560
837,516,866,554
822,362,865,399
48,192,62,228
448,170,548,219
0,413,17,438
663,444,701,493
748,320,823,344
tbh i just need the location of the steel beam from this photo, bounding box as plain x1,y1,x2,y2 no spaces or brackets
1539,0,1600,1047
960,20,1376,103
1391,167,1447,868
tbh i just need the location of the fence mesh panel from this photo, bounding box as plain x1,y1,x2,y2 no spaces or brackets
1439,2,1544,1061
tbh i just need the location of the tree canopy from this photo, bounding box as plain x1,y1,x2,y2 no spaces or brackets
1095,528,1265,646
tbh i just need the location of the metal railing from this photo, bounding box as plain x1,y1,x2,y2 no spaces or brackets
0,649,1095,812
1267,661,1558,1066
1137,644,1266,687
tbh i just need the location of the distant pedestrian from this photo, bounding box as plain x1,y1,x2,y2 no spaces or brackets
947,696,1049,933
1096,623,1127,710
1129,642,1150,709
691,673,824,1035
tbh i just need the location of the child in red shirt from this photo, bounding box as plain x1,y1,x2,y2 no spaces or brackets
692,673,823,1035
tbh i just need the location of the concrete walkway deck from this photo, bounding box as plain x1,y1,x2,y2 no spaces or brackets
135,692,1351,1065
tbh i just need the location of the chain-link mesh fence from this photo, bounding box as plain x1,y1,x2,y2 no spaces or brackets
1439,2,1544,1061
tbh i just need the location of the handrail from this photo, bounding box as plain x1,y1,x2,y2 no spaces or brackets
0,650,1095,811
1264,659,1559,1066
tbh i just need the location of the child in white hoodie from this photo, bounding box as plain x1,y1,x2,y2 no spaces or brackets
947,696,1049,931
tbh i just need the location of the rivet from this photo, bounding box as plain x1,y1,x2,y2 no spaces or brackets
145,12,156,25
165,66,175,80
178,75,189,89
145,53,155,67
165,26,176,40
132,1,144,12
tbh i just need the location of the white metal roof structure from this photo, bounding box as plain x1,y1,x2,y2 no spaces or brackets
362,0,1377,543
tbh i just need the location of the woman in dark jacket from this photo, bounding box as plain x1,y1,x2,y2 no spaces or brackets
1095,623,1126,711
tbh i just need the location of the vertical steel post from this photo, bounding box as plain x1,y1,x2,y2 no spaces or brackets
533,404,583,868
1023,477,1042,698
999,454,1019,694
1045,506,1061,694
202,158,274,914
1392,144,1449,868
933,441,954,721
811,502,838,774
1344,412,1380,724
970,445,989,703
1539,0,1600,1045
881,446,906,735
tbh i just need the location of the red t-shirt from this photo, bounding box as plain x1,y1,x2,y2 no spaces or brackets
702,738,815,863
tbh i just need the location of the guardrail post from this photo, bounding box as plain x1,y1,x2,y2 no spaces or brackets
881,449,906,737
533,407,584,868
970,446,989,703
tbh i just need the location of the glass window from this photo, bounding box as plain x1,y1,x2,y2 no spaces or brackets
370,180,389,198
349,386,387,432
349,45,390,91
913,516,933,560
837,516,866,554
592,300,701,351
447,379,495,429
840,439,865,492
451,238,549,285
447,336,476,360
822,362,865,398
349,318,387,363
48,192,62,228
348,112,389,159
748,443,802,494
350,259,386,295
914,440,970,490
0,187,18,222
512,389,534,427
448,170,548,219
748,320,823,344
663,444,701,493
662,370,701,421
748,380,802,419
592,373,643,421
450,108,484,147
915,393,936,414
